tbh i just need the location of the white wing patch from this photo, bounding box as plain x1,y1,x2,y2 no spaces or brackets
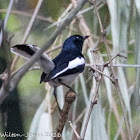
52,57,85,79
68,57,85,69
28,44,35,48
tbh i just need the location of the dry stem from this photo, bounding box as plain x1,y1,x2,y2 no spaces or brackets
69,121,81,140
54,90,76,140
11,0,44,72
81,67,103,140
134,128,140,140
91,0,132,139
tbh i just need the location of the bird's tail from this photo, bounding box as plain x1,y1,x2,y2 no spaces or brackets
11,44,55,74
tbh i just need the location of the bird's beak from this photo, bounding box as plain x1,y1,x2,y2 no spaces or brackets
83,35,89,40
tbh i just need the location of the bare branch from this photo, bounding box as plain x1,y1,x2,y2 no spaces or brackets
54,90,76,140
90,66,113,80
69,121,81,140
104,53,127,67
0,20,4,47
112,96,127,140
11,0,44,71
46,45,62,54
4,0,14,30
81,67,102,139
74,108,86,124
91,0,132,139
0,0,14,47
0,31,12,105
86,63,140,68
0,9,53,23
134,128,140,140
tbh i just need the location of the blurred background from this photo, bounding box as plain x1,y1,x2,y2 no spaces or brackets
0,0,140,140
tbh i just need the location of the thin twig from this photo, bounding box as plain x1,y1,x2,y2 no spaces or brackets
90,66,113,80
81,68,102,139
74,108,86,124
0,31,12,107
104,53,127,67
45,0,105,30
134,128,140,140
0,0,14,104
0,9,53,23
23,1,44,43
86,63,140,68
78,0,106,16
81,64,104,140
81,97,98,140
12,62,140,75
0,0,14,47
4,0,14,30
69,121,81,140
112,96,127,140
11,0,44,72
0,20,4,48
89,53,127,81
107,107,112,140
45,3,73,30
46,45,62,54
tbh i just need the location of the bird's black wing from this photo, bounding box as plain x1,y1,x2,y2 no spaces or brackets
43,62,68,82
11,44,55,74
43,55,85,82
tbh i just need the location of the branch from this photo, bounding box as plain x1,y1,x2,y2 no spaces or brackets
4,0,14,30
0,0,14,47
69,121,81,140
46,0,106,30
0,20,4,47
90,66,113,80
88,53,127,81
81,66,103,139
74,108,86,124
11,0,44,71
0,29,12,105
86,63,140,68
91,0,132,139
134,128,140,140
54,90,76,140
46,45,62,54
0,9,53,23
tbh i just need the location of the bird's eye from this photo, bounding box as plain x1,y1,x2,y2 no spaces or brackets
76,36,79,39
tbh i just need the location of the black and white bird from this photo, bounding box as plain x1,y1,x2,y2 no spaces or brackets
11,35,89,112
11,35,89,88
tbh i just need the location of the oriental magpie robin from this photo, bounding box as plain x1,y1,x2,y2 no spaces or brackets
11,35,89,113
11,35,89,88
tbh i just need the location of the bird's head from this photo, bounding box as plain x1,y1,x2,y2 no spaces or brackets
63,35,89,52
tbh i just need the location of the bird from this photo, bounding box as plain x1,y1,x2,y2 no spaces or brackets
11,35,89,113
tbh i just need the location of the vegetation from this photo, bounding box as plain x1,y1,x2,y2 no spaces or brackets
0,0,140,140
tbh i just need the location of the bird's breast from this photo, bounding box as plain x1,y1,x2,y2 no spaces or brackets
48,73,79,87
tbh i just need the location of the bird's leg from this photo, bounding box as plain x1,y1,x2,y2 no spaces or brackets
53,86,62,115
61,82,73,91
60,83,78,100
60,82,76,94
57,79,74,91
